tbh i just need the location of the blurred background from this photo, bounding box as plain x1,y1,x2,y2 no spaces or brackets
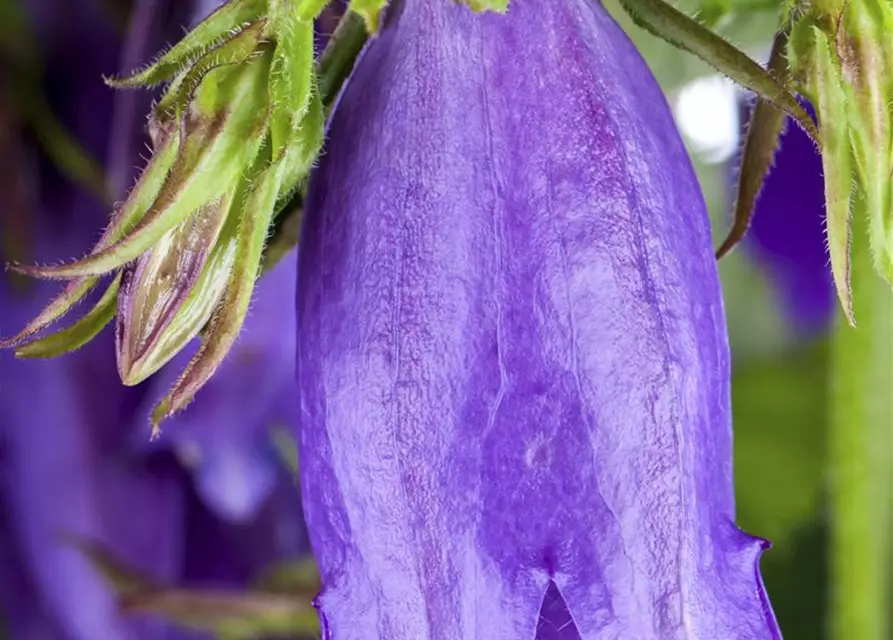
0,0,830,638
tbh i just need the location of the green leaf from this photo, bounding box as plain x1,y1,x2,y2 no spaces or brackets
349,0,392,31
812,27,855,324
14,275,121,359
152,157,286,431
614,0,820,143
716,29,791,260
16,55,271,279
1,134,179,347
107,0,267,88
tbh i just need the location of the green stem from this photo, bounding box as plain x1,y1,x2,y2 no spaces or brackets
830,193,893,640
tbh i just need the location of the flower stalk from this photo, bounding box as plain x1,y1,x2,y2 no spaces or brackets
829,195,893,640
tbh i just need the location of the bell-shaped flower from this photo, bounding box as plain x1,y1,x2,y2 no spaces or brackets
296,0,779,638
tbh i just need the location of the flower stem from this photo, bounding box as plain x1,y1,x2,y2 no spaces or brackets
829,192,893,640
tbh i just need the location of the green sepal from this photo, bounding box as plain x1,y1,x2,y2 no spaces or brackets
280,85,326,197
106,0,267,88
14,275,121,359
16,54,271,280
716,29,791,259
1,134,179,347
615,0,820,143
349,0,391,31
267,3,315,160
152,156,286,432
116,192,237,385
812,27,856,324
154,20,267,122
459,0,509,14
837,1,893,292
260,88,326,274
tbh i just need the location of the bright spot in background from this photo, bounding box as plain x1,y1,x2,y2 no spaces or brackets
673,75,740,165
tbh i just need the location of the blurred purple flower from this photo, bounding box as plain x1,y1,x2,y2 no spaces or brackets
297,0,777,638
738,100,833,334
0,1,310,638
0,3,185,638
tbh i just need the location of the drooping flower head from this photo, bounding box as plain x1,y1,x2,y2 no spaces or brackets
297,0,778,638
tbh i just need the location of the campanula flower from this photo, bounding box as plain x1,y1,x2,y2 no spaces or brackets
297,1,779,638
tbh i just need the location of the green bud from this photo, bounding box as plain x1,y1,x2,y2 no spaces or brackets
116,192,236,385
4,0,349,432
151,155,287,433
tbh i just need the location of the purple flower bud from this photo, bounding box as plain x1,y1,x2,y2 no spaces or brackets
296,1,778,638
739,102,833,334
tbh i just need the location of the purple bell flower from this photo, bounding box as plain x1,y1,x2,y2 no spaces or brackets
296,1,778,638
738,101,833,334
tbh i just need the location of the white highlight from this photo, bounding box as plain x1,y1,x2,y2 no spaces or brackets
673,75,740,164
